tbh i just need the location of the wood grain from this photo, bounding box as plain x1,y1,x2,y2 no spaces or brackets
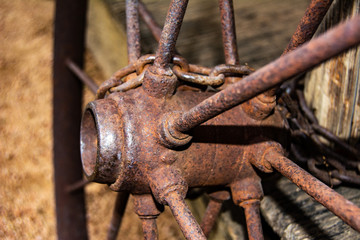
304,0,360,145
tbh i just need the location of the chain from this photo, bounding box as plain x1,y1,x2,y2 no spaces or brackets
96,54,254,99
279,84,360,187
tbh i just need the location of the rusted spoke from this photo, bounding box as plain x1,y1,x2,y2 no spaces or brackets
200,190,230,237
219,0,240,86
241,200,264,240
284,0,334,54
107,192,130,240
265,151,360,232
153,0,189,70
200,199,222,237
266,0,333,98
66,58,98,94
219,0,239,65
166,191,206,240
140,218,158,240
65,179,90,193
170,17,360,133
126,0,141,63
133,194,162,240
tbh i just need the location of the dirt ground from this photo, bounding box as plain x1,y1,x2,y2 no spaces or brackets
0,0,55,239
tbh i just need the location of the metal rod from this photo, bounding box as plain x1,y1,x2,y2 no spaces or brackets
53,0,88,239
153,0,189,70
284,0,333,54
296,89,318,124
141,218,159,240
218,0,239,65
139,1,182,56
267,0,333,97
166,191,206,240
107,192,130,240
200,199,223,237
266,151,360,232
126,0,141,63
139,0,162,42
311,123,360,159
66,59,98,94
171,17,360,133
65,179,90,193
241,200,264,240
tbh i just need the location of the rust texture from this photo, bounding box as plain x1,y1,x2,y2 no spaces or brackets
171,17,360,133
265,150,360,232
166,191,207,240
140,218,158,240
81,85,288,238
241,200,264,240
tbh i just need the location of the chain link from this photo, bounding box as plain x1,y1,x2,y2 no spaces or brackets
96,54,254,99
280,87,360,187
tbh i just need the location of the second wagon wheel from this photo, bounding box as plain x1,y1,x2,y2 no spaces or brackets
53,0,360,239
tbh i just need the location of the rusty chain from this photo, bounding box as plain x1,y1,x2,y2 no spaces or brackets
279,80,360,187
96,54,253,99
96,52,360,188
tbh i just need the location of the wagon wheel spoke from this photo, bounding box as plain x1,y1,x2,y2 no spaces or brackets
200,191,230,237
66,58,99,94
107,192,130,240
266,0,334,97
166,191,207,240
241,200,263,240
200,198,223,237
284,0,334,54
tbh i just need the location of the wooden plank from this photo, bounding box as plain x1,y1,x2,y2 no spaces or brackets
304,0,360,144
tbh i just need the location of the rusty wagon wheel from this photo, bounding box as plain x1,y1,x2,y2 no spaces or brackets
53,0,360,239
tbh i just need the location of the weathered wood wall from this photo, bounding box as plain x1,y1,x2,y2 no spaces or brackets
304,0,360,145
